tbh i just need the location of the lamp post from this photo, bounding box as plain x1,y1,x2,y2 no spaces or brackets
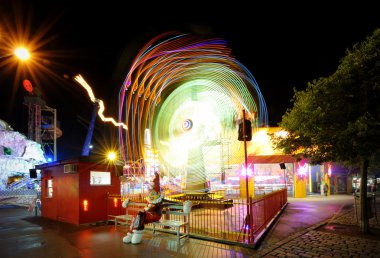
241,109,253,243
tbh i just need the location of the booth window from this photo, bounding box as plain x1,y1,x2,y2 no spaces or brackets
90,171,111,185
47,179,53,198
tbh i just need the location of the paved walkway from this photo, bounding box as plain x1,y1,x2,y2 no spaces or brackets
257,194,380,258
0,194,379,257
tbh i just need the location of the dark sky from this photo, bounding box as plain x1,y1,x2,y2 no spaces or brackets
1,1,379,160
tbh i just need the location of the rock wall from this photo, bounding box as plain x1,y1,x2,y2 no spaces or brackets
0,119,46,189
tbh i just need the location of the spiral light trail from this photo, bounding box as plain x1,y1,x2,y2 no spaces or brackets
117,31,268,191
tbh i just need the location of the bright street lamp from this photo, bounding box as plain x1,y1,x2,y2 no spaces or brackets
106,150,125,167
0,46,31,61
107,151,117,161
0,47,31,64
13,47,30,61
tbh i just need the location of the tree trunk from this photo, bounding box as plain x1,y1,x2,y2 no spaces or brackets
359,157,370,233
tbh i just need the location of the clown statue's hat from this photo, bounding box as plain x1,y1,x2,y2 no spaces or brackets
152,172,160,192
148,172,164,204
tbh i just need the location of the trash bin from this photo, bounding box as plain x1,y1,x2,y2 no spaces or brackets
353,192,374,219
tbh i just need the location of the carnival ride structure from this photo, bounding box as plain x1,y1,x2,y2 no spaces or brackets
117,32,268,195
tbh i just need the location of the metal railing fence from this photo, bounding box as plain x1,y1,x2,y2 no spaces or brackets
107,189,287,246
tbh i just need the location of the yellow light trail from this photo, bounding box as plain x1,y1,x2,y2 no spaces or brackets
75,74,128,130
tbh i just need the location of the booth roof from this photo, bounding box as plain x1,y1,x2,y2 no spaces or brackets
35,155,122,169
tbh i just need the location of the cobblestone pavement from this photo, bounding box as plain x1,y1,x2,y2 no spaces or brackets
257,196,380,258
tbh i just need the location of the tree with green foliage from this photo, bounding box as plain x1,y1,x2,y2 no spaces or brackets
272,28,380,233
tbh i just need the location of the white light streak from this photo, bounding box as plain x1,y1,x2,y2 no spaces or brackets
75,74,128,130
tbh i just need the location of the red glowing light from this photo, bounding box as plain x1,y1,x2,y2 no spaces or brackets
23,79,33,93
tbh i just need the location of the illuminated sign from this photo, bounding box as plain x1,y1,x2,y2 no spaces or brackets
90,171,111,185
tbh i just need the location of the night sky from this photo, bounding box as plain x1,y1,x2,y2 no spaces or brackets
1,1,379,160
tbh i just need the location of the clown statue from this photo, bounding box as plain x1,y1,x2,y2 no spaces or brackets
122,172,191,244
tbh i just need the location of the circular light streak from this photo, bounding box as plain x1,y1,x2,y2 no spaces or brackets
118,32,268,191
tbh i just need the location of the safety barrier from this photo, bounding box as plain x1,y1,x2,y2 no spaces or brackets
0,189,38,207
250,188,288,242
107,189,287,246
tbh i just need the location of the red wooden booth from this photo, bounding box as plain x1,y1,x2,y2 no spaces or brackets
36,156,122,225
